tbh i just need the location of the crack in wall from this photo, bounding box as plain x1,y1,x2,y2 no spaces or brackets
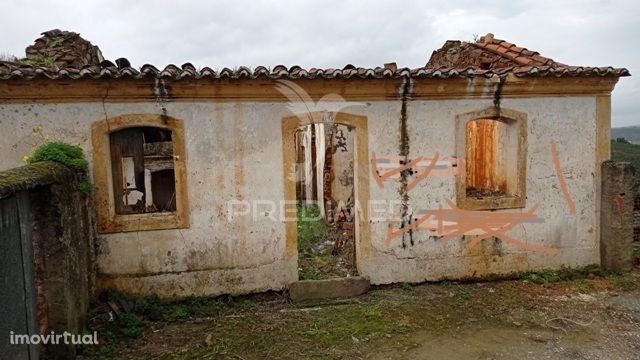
101,81,111,132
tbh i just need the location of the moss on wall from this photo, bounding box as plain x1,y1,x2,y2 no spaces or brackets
0,161,73,198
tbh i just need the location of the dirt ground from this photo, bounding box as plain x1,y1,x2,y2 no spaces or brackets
88,269,640,360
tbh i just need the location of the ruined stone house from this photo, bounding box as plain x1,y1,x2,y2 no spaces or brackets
0,30,630,297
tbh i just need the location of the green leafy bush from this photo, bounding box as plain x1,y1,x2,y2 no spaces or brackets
27,141,94,194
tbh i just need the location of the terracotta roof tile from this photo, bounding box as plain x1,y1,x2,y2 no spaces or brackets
514,56,533,65
0,61,628,81
485,43,501,52
510,45,525,54
500,41,515,49
425,34,629,78
471,33,565,68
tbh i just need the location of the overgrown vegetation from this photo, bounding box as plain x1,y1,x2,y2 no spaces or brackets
520,265,638,292
297,204,327,259
451,287,472,301
48,35,65,48
297,204,329,280
80,269,640,359
79,292,242,358
26,140,93,194
611,139,640,181
296,204,357,280
521,264,601,284
401,282,413,291
24,55,56,67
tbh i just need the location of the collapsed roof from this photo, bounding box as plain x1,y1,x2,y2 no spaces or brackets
0,31,630,81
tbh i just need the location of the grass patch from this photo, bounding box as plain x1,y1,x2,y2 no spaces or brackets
297,204,359,280
25,55,56,67
607,274,638,290
451,287,472,301
300,267,323,280
522,269,560,283
80,292,238,358
401,282,413,291
297,204,327,258
82,271,640,359
522,265,601,284
48,36,65,48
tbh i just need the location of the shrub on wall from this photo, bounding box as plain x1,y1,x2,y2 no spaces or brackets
26,141,94,194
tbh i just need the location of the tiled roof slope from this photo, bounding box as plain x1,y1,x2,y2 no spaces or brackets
426,33,629,77
0,32,629,81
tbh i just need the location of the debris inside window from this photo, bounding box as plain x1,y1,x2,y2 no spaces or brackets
109,127,176,214
294,123,357,280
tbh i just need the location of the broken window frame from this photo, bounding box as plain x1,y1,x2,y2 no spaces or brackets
455,107,527,210
91,114,189,233
110,127,177,215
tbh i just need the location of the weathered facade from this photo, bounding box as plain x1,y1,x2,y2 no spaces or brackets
0,31,630,298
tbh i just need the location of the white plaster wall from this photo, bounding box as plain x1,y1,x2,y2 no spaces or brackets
0,95,599,296
362,96,599,283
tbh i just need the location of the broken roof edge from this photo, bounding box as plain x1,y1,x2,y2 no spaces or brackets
425,32,630,78
0,31,630,81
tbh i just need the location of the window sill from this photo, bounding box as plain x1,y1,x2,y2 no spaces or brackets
98,211,189,233
456,194,526,211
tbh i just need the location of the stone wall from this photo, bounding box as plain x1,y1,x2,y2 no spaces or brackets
600,161,635,272
0,162,96,359
633,193,640,264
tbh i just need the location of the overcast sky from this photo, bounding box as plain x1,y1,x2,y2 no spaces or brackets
1,0,637,126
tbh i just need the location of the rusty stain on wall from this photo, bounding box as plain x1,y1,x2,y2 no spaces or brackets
614,194,625,225
398,78,413,248
465,119,506,196
493,76,506,114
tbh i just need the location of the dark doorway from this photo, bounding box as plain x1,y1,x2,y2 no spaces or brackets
294,123,357,280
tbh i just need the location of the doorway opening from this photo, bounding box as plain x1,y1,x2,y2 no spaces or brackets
294,122,357,280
